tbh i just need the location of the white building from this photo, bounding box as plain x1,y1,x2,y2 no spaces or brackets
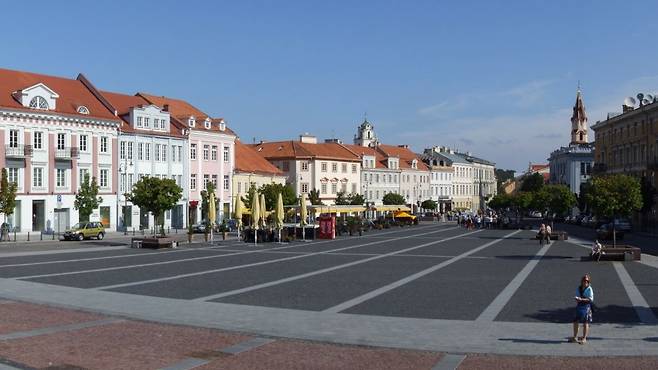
0,69,120,233
420,150,455,213
342,143,400,206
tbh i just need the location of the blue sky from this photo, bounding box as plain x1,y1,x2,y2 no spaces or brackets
3,0,658,173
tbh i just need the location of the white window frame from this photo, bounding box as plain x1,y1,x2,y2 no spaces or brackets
32,167,44,188
100,169,109,188
56,168,66,188
223,175,229,190
33,131,43,150
223,146,229,162
211,145,218,161
79,135,88,152
190,174,197,190
190,144,197,160
100,137,108,153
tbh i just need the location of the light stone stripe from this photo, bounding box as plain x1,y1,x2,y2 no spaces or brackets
613,262,658,324
218,337,275,354
432,354,466,370
196,229,481,302
476,240,551,322
159,358,209,370
95,227,460,291
0,361,24,370
323,230,521,313
0,246,127,258
0,318,123,340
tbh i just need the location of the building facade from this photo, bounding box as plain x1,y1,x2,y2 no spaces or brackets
420,149,455,212
0,69,120,233
233,141,286,201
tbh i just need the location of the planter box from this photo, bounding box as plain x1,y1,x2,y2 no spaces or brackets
139,237,175,249
601,244,641,261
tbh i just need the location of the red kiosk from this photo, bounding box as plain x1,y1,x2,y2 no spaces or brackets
318,214,336,239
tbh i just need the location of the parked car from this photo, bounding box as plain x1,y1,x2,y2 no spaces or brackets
62,222,106,241
191,220,212,233
528,211,543,218
612,218,632,232
596,223,625,241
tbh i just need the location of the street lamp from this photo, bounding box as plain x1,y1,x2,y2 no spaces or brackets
119,159,133,235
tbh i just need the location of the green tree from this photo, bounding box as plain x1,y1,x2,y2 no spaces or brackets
74,174,102,222
511,191,533,223
200,181,216,223
259,183,297,209
421,199,437,211
308,188,323,205
128,176,182,236
487,193,512,211
519,173,544,192
334,191,350,205
241,183,258,208
0,168,18,235
585,174,642,244
348,193,365,205
578,180,593,214
382,192,406,205
534,185,577,219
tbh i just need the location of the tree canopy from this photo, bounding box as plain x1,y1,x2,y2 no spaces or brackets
382,192,406,205
308,189,323,205
74,174,102,222
348,193,365,205
0,168,18,221
260,183,297,209
421,199,437,211
519,173,545,193
585,174,642,219
533,184,577,218
334,191,350,205
128,176,182,235
488,193,513,211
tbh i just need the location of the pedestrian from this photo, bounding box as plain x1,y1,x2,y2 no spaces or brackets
538,224,546,245
591,240,604,261
545,224,552,245
570,274,594,344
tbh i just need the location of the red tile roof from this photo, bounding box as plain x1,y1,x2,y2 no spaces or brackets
250,141,361,162
375,144,430,171
341,144,390,169
138,93,236,136
235,141,284,176
0,68,119,121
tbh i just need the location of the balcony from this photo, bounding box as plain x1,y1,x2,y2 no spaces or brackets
5,145,33,158
55,147,79,160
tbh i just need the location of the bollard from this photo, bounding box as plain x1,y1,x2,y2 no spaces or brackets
40,231,43,240
167,227,170,235
133,228,135,236
52,231,55,240
175,228,178,234
13,230,17,242
27,232,30,241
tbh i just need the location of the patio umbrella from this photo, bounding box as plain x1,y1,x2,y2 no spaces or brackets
260,193,267,228
251,193,260,246
300,193,308,241
275,192,284,243
234,196,244,239
208,191,216,242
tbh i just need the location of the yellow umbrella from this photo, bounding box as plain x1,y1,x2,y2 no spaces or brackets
208,191,216,241
234,196,244,238
260,193,267,228
276,193,284,242
300,193,308,241
251,193,260,246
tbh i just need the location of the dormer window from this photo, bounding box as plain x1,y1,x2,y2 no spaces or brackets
188,116,196,127
219,120,226,131
204,118,211,129
29,96,49,110
77,106,90,115
412,159,418,169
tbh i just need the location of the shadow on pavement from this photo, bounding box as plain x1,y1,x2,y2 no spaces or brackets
525,305,640,324
494,255,574,260
498,337,567,344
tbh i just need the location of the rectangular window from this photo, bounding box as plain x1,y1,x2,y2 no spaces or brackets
100,137,108,153
79,168,89,187
56,168,66,187
172,146,177,162
204,174,210,189
120,142,126,160
9,130,20,148
136,116,143,128
223,175,229,190
190,174,197,190
190,144,197,160
203,145,209,161
8,168,19,186
127,142,133,160
301,161,309,171
321,162,327,172
155,144,161,161
301,182,309,193
57,133,66,150
223,146,230,162
332,163,337,172
352,164,357,173
162,144,167,162
144,117,150,128
321,183,327,194
100,169,109,188
153,118,159,128
351,183,357,193
138,143,143,160
212,175,218,188
79,135,88,152
33,132,43,149
128,173,134,191
177,175,182,187
177,146,182,162
161,119,165,129
33,167,43,188
120,173,126,193
331,183,337,194
341,163,347,173
341,182,347,192
211,145,218,161
145,143,150,160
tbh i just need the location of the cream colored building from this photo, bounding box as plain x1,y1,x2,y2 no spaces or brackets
233,141,286,201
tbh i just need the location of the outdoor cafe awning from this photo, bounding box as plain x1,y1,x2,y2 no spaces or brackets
393,211,417,220
372,205,411,212
310,205,367,214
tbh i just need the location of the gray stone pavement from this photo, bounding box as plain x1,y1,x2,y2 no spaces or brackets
0,224,657,358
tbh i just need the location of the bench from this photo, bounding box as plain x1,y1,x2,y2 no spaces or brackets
132,237,175,249
534,231,569,241
582,245,641,261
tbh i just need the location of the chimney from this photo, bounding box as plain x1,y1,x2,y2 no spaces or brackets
299,133,317,144
397,144,409,149
163,104,169,112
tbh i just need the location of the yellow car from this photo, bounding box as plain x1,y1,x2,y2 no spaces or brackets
63,222,106,241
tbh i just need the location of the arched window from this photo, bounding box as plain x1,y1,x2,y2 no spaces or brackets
77,106,90,115
29,96,49,110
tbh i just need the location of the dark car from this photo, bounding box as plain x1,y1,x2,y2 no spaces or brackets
191,220,211,233
596,223,625,241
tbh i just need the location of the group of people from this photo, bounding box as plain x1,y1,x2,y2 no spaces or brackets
456,212,500,230
537,223,552,244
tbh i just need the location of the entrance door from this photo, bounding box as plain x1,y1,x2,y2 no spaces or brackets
140,210,149,230
100,207,110,228
172,205,183,229
53,208,70,234
31,200,45,232
121,206,132,231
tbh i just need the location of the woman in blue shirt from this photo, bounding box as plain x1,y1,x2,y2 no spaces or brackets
570,274,594,344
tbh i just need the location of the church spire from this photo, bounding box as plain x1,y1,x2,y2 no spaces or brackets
570,85,588,145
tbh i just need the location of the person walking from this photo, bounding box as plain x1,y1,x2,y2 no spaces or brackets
545,224,552,245
538,224,546,245
570,274,594,344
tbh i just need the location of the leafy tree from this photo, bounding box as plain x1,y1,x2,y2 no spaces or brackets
200,181,216,222
308,188,323,205
241,183,258,208
421,199,437,211
534,185,577,218
488,193,512,211
511,191,533,222
578,180,593,214
0,168,18,232
382,192,406,205
259,183,297,209
348,193,365,205
334,191,350,205
128,176,182,236
519,173,544,192
74,174,102,222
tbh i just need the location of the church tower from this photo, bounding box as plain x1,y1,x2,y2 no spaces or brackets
354,117,379,147
570,87,588,145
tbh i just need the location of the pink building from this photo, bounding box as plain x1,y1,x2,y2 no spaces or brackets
0,68,120,232
140,94,236,224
